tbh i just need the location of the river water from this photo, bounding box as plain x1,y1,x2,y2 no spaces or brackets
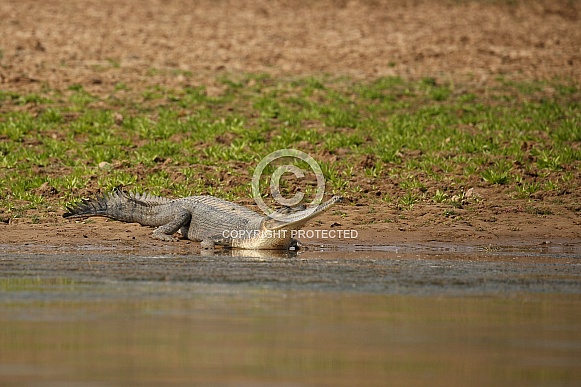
1,243,580,386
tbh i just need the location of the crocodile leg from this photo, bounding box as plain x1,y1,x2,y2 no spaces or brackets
202,235,233,249
200,239,216,249
151,209,191,241
178,225,189,239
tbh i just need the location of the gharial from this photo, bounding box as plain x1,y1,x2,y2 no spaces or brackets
63,190,342,250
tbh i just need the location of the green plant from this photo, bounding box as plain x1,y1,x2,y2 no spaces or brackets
433,189,448,203
399,192,419,210
515,181,541,198
481,160,512,185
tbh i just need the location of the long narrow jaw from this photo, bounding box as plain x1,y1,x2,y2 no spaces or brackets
262,196,342,231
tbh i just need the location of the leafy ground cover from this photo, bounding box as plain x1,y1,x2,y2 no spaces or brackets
0,74,579,234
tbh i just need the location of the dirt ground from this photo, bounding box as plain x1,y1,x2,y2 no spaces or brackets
1,0,580,249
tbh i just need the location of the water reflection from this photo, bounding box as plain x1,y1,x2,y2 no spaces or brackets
1,247,581,386
1,280,580,385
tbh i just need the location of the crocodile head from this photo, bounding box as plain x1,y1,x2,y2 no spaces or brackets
228,195,342,250
263,195,343,231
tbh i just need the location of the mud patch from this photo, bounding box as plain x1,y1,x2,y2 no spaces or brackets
1,0,579,95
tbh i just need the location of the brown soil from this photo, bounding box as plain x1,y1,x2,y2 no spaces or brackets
1,0,580,249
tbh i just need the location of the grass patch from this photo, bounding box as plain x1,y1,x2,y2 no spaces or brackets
0,74,579,219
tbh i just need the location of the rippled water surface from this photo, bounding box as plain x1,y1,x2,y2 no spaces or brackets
1,244,580,386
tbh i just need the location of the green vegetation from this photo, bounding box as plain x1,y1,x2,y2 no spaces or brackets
0,74,579,220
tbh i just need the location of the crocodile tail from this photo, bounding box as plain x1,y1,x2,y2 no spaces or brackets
62,189,128,219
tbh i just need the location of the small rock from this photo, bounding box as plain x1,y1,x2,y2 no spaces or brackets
113,112,124,125
98,161,112,170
